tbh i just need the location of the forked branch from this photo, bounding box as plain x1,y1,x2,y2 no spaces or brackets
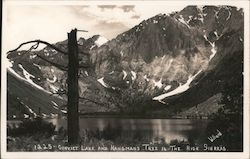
79,96,107,106
8,40,68,55
8,40,68,71
36,54,68,71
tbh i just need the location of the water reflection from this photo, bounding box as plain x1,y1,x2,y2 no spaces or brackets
47,117,208,144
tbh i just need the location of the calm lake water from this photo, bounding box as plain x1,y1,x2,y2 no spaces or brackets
48,117,209,144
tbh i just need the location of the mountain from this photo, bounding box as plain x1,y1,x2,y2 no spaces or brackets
89,6,243,105
90,13,212,97
7,5,244,117
150,6,243,115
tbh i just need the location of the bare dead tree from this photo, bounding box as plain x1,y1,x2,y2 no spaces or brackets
67,29,79,144
7,28,90,145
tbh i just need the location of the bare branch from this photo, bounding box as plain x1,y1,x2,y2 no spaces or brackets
79,96,107,106
50,89,67,97
50,89,105,107
8,40,68,55
29,42,39,51
9,41,68,71
77,29,88,32
36,54,68,71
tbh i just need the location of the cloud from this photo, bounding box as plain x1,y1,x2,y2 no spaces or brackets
93,20,129,39
97,5,135,13
131,15,141,19
98,5,117,11
119,5,135,12
76,5,138,27
5,4,188,51
68,6,90,15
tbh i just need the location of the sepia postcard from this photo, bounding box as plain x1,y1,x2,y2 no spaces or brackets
1,0,250,158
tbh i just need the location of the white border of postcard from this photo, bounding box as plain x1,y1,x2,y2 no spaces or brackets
1,0,250,159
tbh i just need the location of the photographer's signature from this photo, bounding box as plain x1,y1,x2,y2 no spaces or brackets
208,129,222,142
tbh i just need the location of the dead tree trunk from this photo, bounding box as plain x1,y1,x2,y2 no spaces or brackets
67,29,79,144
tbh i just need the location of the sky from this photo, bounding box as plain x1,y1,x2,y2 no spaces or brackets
5,4,187,51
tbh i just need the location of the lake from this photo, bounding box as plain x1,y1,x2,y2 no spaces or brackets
48,117,209,144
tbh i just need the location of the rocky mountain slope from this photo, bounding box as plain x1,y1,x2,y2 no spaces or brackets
154,6,244,115
7,5,244,118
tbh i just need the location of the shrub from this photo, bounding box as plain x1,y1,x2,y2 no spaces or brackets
8,117,55,138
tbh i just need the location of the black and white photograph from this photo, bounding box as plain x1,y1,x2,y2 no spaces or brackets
1,0,249,158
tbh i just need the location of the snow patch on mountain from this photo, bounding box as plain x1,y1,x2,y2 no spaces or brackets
136,27,140,32
51,50,57,53
18,64,35,82
177,15,190,28
209,42,217,60
30,54,37,59
90,45,95,50
153,70,202,103
198,13,204,23
153,78,163,89
123,70,127,80
42,113,48,118
214,10,219,19
143,75,150,82
197,6,205,23
214,31,220,39
47,75,57,83
120,51,124,56
95,36,108,47
164,85,172,91
226,10,231,21
53,106,59,110
131,71,137,81
51,101,59,110
61,110,67,113
24,104,37,117
153,19,158,24
203,35,217,61
187,16,193,23
50,113,57,117
203,34,208,41
17,64,46,91
196,5,204,12
109,71,114,75
84,71,89,76
51,101,58,106
49,85,59,93
33,63,42,69
97,77,109,88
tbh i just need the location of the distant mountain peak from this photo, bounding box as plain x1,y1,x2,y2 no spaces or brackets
94,35,109,47
78,37,86,45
